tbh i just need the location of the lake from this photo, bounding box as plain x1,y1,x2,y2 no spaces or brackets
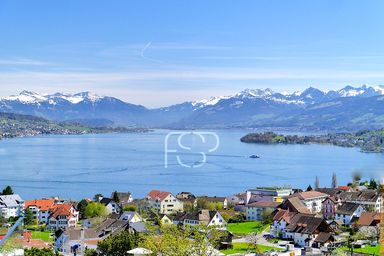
0,129,383,200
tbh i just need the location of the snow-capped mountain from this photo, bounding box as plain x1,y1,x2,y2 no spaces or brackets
1,85,384,130
2,91,104,104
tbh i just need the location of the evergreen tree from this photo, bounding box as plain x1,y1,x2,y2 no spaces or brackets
306,185,313,191
315,176,320,190
112,191,120,203
77,199,89,219
2,186,13,195
24,208,35,226
332,172,338,188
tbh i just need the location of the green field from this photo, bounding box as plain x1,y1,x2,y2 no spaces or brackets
341,245,381,255
227,221,268,235
31,231,53,242
221,242,283,255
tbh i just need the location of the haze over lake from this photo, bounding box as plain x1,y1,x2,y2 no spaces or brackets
0,130,382,200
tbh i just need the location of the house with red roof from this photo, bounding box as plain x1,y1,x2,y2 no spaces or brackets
145,190,183,214
47,203,79,230
25,199,55,224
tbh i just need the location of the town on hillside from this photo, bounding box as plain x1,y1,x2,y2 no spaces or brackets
0,174,382,256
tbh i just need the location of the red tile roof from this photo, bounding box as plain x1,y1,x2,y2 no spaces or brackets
50,204,73,219
357,212,380,226
25,199,55,211
147,190,171,201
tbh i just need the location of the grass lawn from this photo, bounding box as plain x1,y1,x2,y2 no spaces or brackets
31,231,53,242
221,242,283,255
227,221,268,235
341,245,381,255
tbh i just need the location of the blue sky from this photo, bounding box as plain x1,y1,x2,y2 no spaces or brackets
0,0,384,107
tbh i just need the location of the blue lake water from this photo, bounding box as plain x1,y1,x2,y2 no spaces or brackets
0,129,383,200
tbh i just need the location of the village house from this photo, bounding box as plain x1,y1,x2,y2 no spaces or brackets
119,211,143,223
335,202,364,226
25,199,55,224
176,192,196,200
226,192,247,211
357,212,380,228
284,213,332,247
322,196,341,219
47,203,79,230
100,197,122,214
288,191,328,213
245,201,281,221
177,210,227,230
339,190,382,213
278,197,311,214
0,194,24,218
145,190,183,214
246,187,292,205
110,192,133,207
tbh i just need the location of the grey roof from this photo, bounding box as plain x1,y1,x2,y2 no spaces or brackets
335,202,361,215
286,214,329,235
316,188,343,197
0,194,23,208
111,192,132,204
129,222,147,233
179,210,218,225
339,190,379,203
66,228,99,240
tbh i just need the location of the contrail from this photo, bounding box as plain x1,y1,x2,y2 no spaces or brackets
140,42,163,64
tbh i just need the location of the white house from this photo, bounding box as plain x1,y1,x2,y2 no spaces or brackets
146,190,183,214
245,201,281,221
25,199,55,224
335,202,364,226
179,210,227,230
0,194,24,218
246,187,293,204
119,211,143,223
47,203,79,230
339,190,382,213
284,213,332,247
288,191,328,213
100,197,121,214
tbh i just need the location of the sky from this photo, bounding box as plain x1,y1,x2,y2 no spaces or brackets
0,0,384,107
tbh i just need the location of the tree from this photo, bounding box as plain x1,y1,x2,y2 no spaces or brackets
332,172,338,188
112,191,120,203
142,224,221,256
97,231,140,256
77,199,89,219
260,209,274,225
368,179,378,190
123,205,136,212
315,176,320,190
85,202,108,218
93,193,103,202
24,208,35,226
1,186,13,195
84,248,98,256
24,248,55,256
246,232,262,254
306,185,313,191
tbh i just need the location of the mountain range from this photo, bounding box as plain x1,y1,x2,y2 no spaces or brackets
1,85,384,131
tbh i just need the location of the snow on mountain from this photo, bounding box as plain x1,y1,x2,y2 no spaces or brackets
337,85,366,97
3,91,47,104
1,91,104,105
